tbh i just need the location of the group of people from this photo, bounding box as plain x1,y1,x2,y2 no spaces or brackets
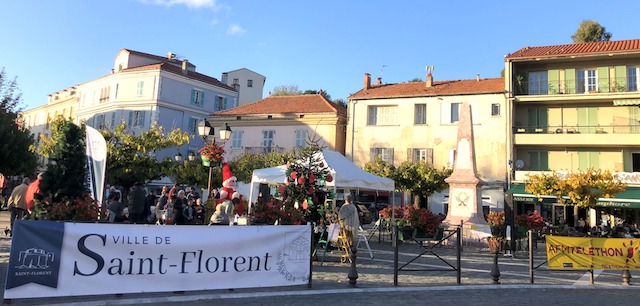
3,173,44,236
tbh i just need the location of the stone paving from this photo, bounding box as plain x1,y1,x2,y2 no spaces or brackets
1,211,639,305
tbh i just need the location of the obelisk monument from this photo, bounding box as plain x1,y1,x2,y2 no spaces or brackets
444,102,487,226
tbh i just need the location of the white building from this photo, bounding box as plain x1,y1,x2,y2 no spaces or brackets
221,68,266,106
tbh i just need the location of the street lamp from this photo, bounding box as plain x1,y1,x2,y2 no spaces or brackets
197,119,232,199
174,152,183,162
187,151,195,161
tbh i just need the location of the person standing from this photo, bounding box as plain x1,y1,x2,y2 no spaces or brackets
338,194,360,246
156,186,169,222
5,177,30,236
144,190,157,223
25,172,43,213
182,199,195,224
127,182,146,224
174,190,186,225
107,193,124,223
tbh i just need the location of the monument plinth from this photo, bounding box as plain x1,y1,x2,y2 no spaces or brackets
444,102,488,226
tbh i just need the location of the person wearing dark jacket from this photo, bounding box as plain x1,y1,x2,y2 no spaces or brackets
127,182,146,224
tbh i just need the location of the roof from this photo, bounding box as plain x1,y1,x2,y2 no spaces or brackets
349,78,505,100
505,39,640,60
120,48,196,68
212,94,347,116
123,62,235,91
223,68,266,78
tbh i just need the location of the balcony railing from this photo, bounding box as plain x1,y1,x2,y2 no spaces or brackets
243,146,286,154
514,76,639,95
514,125,640,134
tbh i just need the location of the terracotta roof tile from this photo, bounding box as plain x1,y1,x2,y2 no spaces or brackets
123,63,234,91
349,78,504,100
505,39,640,59
212,94,347,116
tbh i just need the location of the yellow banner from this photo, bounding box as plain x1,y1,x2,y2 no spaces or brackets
546,236,640,270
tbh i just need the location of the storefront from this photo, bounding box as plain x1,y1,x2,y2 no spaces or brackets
507,184,640,228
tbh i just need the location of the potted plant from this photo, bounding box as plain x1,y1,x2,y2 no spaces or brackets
403,206,444,239
486,210,505,254
198,143,225,166
515,210,544,239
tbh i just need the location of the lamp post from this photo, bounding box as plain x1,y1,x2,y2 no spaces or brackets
197,119,232,199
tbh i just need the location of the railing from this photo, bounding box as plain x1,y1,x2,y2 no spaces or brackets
514,76,639,95
243,146,286,154
513,125,640,134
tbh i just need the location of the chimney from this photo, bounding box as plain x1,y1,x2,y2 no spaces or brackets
181,60,189,75
476,74,480,81
364,73,371,90
426,73,433,88
376,77,382,85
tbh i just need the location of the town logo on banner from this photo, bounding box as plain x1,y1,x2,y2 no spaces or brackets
276,232,311,282
5,221,64,290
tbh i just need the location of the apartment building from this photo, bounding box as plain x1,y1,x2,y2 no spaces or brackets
347,73,508,213
505,39,640,228
209,94,347,161
221,68,266,106
22,49,241,161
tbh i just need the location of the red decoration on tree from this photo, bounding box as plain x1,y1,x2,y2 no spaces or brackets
325,174,333,183
309,173,316,183
308,187,315,194
298,177,305,185
290,171,297,179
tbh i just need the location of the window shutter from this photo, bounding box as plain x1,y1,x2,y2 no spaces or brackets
214,95,218,111
201,92,204,106
548,70,559,94
615,66,627,90
565,68,576,94
191,89,196,104
111,112,116,129
223,97,228,109
370,148,376,161
140,111,146,127
427,148,434,164
597,67,610,93
128,111,133,126
389,148,394,165
407,148,413,162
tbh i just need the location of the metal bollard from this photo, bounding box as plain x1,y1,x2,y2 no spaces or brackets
490,252,501,284
622,269,632,285
348,246,358,287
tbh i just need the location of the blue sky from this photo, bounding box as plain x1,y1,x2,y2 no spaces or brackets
2,0,639,110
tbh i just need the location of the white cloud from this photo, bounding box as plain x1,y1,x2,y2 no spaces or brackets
140,0,222,10
209,18,219,25
226,24,246,36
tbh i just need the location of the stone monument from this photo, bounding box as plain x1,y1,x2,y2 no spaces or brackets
444,102,488,226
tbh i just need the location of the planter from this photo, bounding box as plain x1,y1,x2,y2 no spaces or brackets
201,155,211,167
402,227,444,240
487,237,502,254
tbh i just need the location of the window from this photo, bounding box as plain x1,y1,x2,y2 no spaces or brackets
110,112,116,129
370,147,394,165
295,129,308,148
191,89,204,106
632,153,640,172
216,96,227,111
95,114,106,129
233,78,239,85
231,130,244,149
528,151,549,171
528,107,548,131
414,104,426,124
188,117,199,134
262,130,275,152
247,79,253,87
528,71,548,95
128,111,145,128
578,151,599,171
491,103,500,116
367,105,398,125
408,148,434,164
628,67,639,91
577,69,597,93
99,86,110,103
136,81,144,96
114,83,119,99
450,103,460,123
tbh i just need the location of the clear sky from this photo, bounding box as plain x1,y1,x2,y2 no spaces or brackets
2,0,639,111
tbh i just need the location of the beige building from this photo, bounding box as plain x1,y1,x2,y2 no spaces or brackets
505,39,640,228
347,73,507,212
210,94,347,161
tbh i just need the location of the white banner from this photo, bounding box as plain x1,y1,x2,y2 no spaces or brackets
4,221,311,299
85,126,107,205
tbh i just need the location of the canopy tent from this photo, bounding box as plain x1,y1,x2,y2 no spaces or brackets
248,150,395,211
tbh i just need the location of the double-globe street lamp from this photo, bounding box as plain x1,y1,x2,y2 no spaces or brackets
197,119,232,198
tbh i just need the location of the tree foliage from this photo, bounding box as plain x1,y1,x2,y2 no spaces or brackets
100,122,189,191
525,168,626,208
271,85,301,96
571,20,612,43
0,68,38,176
170,157,215,188
364,156,396,178
408,77,423,82
40,121,88,202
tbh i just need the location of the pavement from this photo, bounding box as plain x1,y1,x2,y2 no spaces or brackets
1,212,640,305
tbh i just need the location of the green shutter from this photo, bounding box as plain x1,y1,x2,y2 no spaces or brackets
528,108,537,130
128,111,133,126
565,68,576,94
140,111,146,127
111,112,116,129
223,97,228,109
529,151,540,170
548,70,560,94
540,151,549,171
191,89,196,104
201,92,204,106
539,108,548,132
590,152,600,169
598,67,610,93
615,66,627,91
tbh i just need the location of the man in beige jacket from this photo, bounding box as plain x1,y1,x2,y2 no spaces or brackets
5,177,30,237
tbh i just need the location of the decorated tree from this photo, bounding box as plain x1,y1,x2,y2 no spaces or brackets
525,168,626,208
276,143,332,224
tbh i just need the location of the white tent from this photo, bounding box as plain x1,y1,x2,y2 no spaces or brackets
248,150,395,209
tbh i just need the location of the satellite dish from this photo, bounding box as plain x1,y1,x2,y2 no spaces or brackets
515,160,525,169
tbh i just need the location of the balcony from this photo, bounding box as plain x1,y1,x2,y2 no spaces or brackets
513,124,640,146
243,146,286,154
514,77,639,96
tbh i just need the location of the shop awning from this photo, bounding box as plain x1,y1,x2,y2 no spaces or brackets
508,184,640,208
613,99,640,106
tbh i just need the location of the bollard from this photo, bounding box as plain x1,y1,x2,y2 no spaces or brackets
490,252,501,284
348,246,358,287
622,269,632,285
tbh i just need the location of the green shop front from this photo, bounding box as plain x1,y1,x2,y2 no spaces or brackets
507,184,640,228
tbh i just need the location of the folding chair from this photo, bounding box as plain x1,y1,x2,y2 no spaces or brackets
356,226,374,259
